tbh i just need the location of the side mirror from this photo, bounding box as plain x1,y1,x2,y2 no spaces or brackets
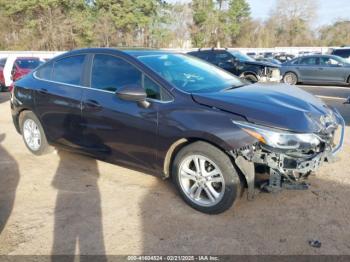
116,84,150,108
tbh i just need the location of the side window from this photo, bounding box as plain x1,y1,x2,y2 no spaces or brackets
320,57,340,66
213,52,232,64
91,54,142,92
300,57,318,65
36,62,53,80
190,52,209,61
143,75,160,100
52,55,85,85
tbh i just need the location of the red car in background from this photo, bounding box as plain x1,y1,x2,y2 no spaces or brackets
11,57,43,81
0,57,7,91
8,57,43,92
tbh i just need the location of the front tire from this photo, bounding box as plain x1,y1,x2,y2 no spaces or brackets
283,72,298,85
244,74,258,83
172,141,241,214
20,111,51,155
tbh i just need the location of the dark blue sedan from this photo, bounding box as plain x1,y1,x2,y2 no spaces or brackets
10,48,344,214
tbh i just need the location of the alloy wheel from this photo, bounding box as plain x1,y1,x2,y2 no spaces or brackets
178,155,225,207
23,119,42,151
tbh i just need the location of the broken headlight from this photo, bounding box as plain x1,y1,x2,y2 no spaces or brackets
233,121,320,150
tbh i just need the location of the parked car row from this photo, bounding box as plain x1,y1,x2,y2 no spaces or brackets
246,51,296,63
281,54,350,85
11,48,345,214
0,56,45,92
188,48,281,83
186,48,350,87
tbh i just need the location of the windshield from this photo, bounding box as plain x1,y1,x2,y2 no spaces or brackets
333,55,349,64
16,59,42,69
228,51,255,62
137,53,244,93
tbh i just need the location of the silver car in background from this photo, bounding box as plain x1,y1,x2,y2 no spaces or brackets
281,55,350,86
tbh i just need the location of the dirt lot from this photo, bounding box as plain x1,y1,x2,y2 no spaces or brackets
0,92,350,256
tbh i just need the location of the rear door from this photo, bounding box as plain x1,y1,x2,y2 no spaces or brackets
297,56,319,82
81,53,166,171
34,55,87,148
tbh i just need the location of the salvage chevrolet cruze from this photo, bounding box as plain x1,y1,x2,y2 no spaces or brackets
10,48,345,214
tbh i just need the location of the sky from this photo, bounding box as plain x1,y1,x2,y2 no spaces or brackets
169,0,350,27
246,0,350,27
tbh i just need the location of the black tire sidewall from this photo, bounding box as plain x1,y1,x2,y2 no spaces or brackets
20,111,50,155
172,141,240,214
245,74,258,83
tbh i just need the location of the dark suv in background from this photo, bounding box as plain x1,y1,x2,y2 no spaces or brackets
331,47,350,62
187,49,281,83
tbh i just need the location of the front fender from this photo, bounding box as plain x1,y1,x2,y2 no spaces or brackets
156,103,258,175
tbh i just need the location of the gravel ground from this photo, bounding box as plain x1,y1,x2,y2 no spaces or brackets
0,92,349,255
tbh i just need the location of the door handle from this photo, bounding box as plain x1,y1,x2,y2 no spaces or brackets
84,99,102,111
38,88,48,95
318,68,324,70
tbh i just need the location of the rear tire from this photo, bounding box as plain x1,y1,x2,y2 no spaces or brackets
283,72,298,85
172,141,241,214
19,111,52,155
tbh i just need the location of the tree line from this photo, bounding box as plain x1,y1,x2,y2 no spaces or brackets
0,0,349,51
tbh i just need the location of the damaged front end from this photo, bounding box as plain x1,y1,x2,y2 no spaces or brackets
231,108,345,200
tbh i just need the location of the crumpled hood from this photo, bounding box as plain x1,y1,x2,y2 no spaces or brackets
192,83,332,133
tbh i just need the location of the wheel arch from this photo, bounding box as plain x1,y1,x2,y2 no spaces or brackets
14,108,31,134
162,136,248,189
240,71,259,79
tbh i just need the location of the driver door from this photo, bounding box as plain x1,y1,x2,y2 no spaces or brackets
81,54,161,171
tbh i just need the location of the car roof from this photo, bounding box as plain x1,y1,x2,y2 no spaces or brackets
124,50,176,57
50,48,177,60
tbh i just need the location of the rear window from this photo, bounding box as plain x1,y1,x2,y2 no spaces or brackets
332,49,350,58
36,62,53,80
188,51,209,61
52,55,86,86
16,59,42,69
